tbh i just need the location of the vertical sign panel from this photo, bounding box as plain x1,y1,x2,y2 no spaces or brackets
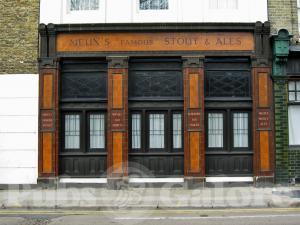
258,73,269,107
260,131,270,171
113,74,123,109
43,74,53,109
189,74,199,108
113,132,123,173
190,132,200,172
42,133,53,173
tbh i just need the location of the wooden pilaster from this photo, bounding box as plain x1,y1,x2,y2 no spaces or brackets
107,56,129,189
182,56,205,188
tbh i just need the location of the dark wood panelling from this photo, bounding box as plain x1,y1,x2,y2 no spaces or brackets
206,155,253,175
129,155,184,177
59,156,107,177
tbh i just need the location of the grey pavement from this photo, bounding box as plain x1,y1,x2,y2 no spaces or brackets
1,208,300,225
0,185,300,209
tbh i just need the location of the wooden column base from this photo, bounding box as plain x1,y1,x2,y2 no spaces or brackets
254,176,274,187
107,177,129,190
37,177,58,188
184,177,205,189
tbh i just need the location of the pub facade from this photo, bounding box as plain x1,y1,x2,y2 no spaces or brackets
38,21,275,187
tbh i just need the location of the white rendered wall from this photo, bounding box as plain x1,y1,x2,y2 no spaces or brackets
40,0,268,24
0,75,38,184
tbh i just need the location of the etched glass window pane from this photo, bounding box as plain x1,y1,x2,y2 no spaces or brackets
149,114,165,148
89,114,105,149
173,114,182,149
65,114,80,149
70,0,99,11
233,113,249,148
208,113,223,148
140,0,168,10
132,114,141,149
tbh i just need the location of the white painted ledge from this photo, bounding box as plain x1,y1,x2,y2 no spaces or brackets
59,178,107,184
129,178,184,183
206,177,253,183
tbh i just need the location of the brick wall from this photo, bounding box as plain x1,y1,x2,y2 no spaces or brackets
268,0,299,36
274,79,290,183
289,148,300,183
274,78,300,183
0,0,39,74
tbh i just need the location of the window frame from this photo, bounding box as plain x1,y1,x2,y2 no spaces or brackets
129,109,183,153
288,79,300,147
205,109,252,152
147,111,167,151
288,80,300,102
206,110,227,151
130,112,143,151
61,110,106,153
171,112,184,151
230,110,252,151
87,112,106,152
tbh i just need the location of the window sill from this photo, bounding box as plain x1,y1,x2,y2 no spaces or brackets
289,145,300,150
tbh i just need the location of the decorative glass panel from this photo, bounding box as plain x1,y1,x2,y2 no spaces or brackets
132,114,141,149
61,60,107,100
233,113,249,148
149,114,165,148
70,0,99,11
173,114,182,149
140,0,168,10
205,71,251,97
208,113,223,148
65,114,80,149
89,114,105,149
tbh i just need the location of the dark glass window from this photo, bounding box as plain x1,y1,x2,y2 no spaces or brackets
129,58,183,99
61,60,107,101
205,58,251,98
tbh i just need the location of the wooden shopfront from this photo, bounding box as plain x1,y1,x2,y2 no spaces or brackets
38,22,275,187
